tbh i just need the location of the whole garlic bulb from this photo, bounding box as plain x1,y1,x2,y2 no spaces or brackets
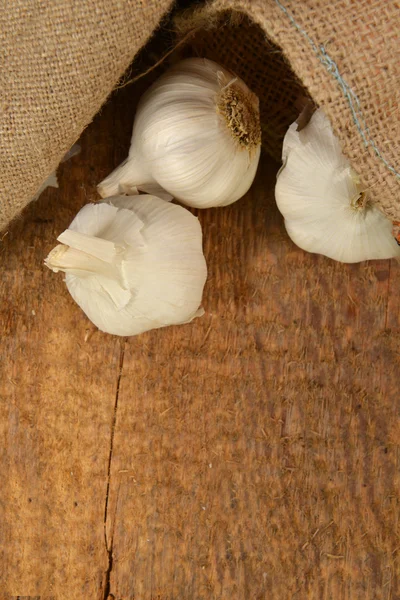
275,108,400,263
45,195,207,336
98,58,261,209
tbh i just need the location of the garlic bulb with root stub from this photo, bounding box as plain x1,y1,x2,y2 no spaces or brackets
44,195,207,336
275,108,400,263
98,58,261,209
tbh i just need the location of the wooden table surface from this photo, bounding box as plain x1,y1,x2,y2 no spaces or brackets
1,78,400,600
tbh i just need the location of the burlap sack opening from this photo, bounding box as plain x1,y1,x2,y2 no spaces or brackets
172,0,400,222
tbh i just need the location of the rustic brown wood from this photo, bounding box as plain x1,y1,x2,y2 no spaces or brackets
0,100,122,598
1,75,400,599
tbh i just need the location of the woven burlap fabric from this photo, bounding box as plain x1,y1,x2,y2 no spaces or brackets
1,0,398,229
179,0,400,219
0,0,172,231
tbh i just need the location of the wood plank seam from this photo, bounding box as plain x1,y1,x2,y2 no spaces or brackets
103,338,126,599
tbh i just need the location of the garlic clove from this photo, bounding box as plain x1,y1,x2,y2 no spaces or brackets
275,108,400,263
45,195,207,336
57,229,119,263
105,196,207,316
98,58,261,209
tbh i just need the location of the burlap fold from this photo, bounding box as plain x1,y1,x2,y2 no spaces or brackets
0,0,173,230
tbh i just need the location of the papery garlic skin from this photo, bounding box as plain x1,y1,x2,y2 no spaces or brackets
45,195,207,336
33,172,59,201
98,58,261,209
275,108,400,263
32,144,81,201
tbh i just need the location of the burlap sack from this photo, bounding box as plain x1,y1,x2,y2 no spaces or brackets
177,0,400,220
1,0,399,229
0,0,173,231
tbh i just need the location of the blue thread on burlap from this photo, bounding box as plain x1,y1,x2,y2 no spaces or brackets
274,0,399,178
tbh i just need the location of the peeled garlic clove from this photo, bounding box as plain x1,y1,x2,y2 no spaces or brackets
275,108,400,263
98,58,261,209
45,195,207,336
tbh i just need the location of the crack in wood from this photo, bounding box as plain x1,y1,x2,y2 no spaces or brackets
102,338,126,600
385,260,391,330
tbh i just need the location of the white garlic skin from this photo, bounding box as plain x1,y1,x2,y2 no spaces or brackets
98,58,261,209
275,108,400,263
32,144,81,201
45,196,207,336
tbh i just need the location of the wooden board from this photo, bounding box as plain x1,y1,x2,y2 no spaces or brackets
1,78,400,600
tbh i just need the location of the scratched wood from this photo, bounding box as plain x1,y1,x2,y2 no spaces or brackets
1,68,400,600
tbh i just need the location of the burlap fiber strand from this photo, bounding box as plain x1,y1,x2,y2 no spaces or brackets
177,0,400,220
0,0,173,231
0,0,399,228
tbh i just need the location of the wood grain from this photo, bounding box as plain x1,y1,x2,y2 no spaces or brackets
1,73,400,599
0,100,121,598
